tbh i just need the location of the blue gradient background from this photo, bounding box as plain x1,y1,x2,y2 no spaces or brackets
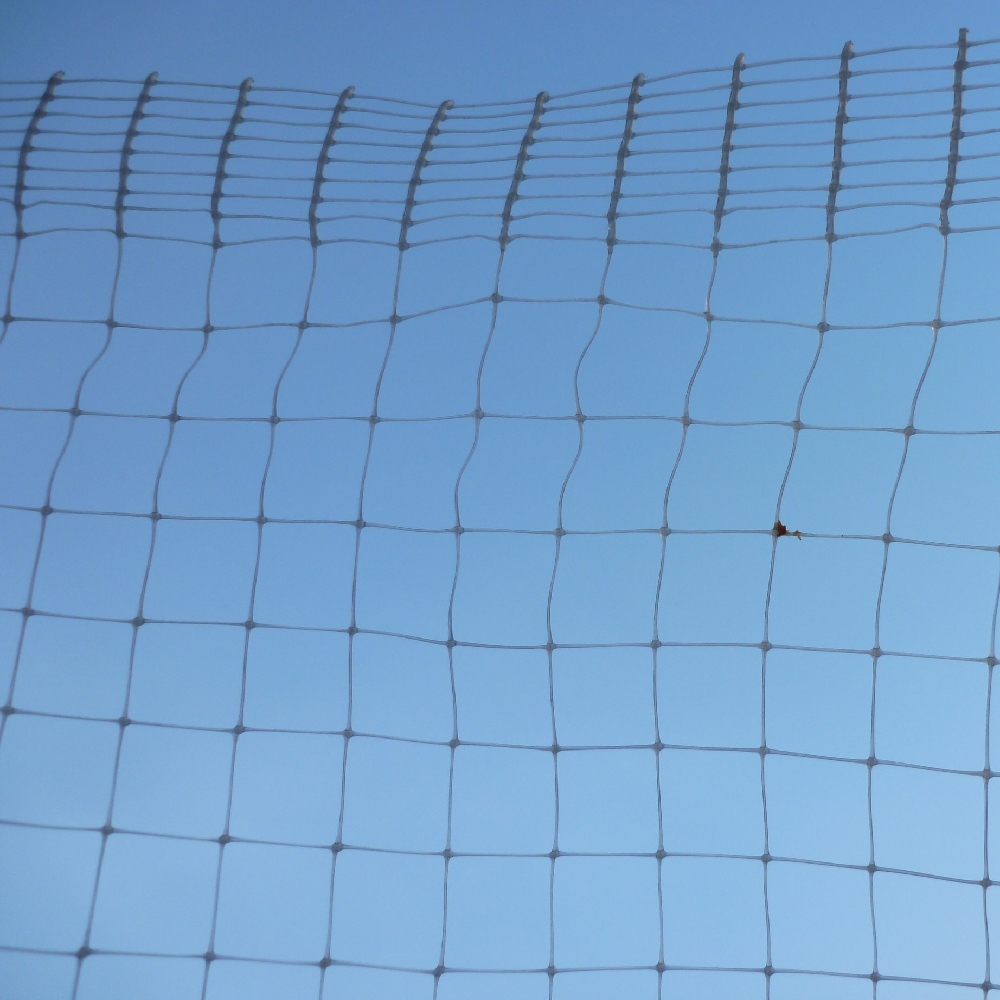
2,3,1000,1000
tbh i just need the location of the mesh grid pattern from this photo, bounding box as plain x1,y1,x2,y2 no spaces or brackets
2,31,1000,1000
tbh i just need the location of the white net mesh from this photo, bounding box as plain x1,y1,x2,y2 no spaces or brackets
2,31,1000,1000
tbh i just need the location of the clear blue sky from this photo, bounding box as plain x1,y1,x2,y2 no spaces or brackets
3,3,1000,1000
0,0,997,103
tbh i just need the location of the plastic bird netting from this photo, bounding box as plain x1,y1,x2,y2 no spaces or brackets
3,29,1000,1000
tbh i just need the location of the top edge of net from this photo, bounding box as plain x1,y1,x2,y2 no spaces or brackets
1,35,998,108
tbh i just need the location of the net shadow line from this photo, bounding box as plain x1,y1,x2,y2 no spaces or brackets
1,601,996,662
9,142,997,187
530,71,645,999
0,74,974,120
4,701,997,782
16,406,1000,439
760,40,867,993
323,94,454,991
2,809,995,892
12,166,799,195
11,121,971,164
0,934,994,990
67,76,161,998
865,27,971,992
983,559,1000,991
8,194,999,235
650,51,745,994
7,503,1000,557
5,219,989,252
432,89,549,997
14,297,1000,334
17,174,1000,213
